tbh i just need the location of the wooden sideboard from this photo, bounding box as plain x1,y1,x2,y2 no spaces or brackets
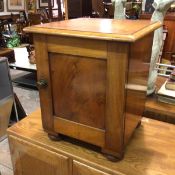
8,109,175,175
24,18,161,159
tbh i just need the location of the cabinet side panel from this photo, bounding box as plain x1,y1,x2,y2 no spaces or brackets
124,33,154,145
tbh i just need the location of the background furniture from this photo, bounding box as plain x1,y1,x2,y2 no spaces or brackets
0,58,14,141
24,18,161,159
140,12,175,62
0,48,15,63
9,47,37,89
67,0,92,18
8,109,175,175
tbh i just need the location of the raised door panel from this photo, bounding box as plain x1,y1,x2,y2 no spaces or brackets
8,135,70,175
50,53,107,130
73,160,121,175
73,161,113,175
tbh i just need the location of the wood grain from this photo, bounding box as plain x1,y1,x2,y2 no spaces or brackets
73,161,111,175
7,109,175,175
31,19,159,158
124,33,154,145
145,97,175,118
103,42,129,158
24,18,161,42
33,34,54,133
54,117,105,147
50,53,106,129
9,135,70,175
47,36,107,59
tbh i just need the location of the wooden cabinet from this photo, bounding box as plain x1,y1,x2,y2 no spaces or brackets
9,137,70,175
24,18,161,159
7,109,175,175
9,136,70,175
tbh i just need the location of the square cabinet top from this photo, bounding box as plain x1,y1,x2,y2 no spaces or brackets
24,18,161,42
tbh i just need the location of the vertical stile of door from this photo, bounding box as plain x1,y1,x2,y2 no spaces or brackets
33,34,54,133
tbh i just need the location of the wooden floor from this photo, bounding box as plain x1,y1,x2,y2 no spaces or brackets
0,138,13,175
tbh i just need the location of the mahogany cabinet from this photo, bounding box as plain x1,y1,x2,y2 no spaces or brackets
24,18,161,159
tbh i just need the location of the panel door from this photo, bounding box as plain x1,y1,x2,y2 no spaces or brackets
50,53,106,130
9,135,70,175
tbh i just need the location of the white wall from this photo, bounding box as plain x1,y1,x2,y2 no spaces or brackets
0,0,60,16
0,0,18,16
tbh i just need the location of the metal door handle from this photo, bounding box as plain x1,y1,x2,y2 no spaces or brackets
37,79,48,88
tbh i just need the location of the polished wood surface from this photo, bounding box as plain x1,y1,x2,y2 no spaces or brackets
50,53,106,129
146,96,175,119
24,18,161,42
124,33,154,145
9,135,70,175
73,161,110,175
26,19,160,159
54,117,105,147
8,109,175,175
34,34,54,133
103,42,129,158
47,36,107,59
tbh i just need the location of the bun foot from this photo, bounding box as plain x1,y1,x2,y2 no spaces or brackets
103,153,120,162
136,121,141,128
48,133,62,141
